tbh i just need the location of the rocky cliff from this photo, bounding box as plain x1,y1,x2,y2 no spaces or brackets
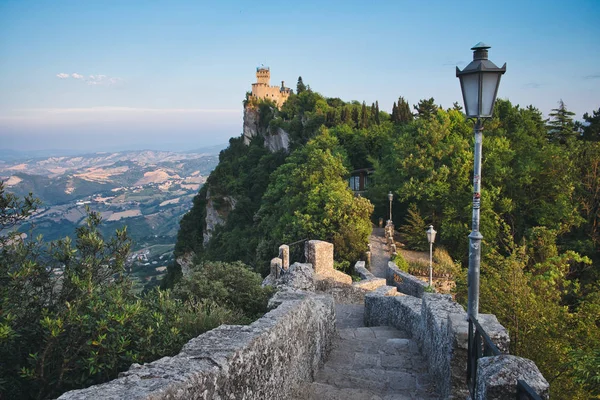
242,106,289,153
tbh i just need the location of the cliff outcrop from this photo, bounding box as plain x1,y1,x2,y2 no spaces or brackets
202,187,236,246
243,106,289,153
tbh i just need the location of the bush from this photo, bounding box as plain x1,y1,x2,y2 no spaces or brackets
173,261,274,321
0,204,243,399
433,247,460,277
392,252,409,272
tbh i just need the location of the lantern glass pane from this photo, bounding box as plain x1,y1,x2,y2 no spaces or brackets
481,73,500,117
461,73,480,117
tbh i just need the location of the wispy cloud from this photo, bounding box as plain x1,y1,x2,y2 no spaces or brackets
443,61,466,66
523,82,542,89
584,74,600,80
55,72,123,86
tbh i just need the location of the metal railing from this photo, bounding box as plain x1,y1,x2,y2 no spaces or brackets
467,316,544,399
516,380,544,400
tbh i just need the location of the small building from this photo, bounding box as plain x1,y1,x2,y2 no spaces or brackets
348,168,374,194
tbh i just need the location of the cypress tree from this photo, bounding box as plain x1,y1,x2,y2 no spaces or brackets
397,97,413,123
296,76,306,94
352,107,359,128
360,102,368,128
391,102,398,123
375,101,381,125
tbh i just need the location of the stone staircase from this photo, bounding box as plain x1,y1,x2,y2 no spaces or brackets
295,304,439,400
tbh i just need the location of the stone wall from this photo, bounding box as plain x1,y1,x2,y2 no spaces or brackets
58,290,335,400
364,290,548,399
386,261,428,297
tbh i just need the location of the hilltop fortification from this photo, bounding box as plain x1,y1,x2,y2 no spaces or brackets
249,67,292,108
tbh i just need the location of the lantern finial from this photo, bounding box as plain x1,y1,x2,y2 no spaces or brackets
471,42,491,61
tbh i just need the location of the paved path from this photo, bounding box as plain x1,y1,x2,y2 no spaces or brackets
297,305,439,399
369,228,390,279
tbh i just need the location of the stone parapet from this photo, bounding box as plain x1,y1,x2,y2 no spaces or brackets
387,261,428,297
363,288,539,399
353,261,386,291
58,290,335,400
475,355,549,399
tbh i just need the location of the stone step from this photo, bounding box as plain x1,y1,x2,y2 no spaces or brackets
298,381,440,400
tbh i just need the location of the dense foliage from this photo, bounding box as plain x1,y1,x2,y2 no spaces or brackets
366,100,600,399
173,79,599,398
0,183,270,399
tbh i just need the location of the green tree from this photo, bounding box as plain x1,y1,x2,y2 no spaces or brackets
414,98,438,119
256,130,373,271
582,107,600,141
399,203,428,251
0,193,244,399
397,96,413,123
360,101,368,128
296,76,306,94
374,101,381,125
547,100,576,143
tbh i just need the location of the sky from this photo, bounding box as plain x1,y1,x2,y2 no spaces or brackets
0,0,599,153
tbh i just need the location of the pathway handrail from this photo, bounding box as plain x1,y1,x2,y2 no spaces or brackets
467,315,544,399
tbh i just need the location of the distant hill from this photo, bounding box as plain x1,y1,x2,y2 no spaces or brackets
0,150,219,206
1,149,220,282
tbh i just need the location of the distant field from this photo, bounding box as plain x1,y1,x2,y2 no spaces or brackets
107,209,142,221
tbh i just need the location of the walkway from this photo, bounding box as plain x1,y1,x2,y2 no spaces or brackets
369,227,390,279
297,304,438,399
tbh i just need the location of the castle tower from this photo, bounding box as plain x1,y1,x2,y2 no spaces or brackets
250,67,291,109
256,67,270,85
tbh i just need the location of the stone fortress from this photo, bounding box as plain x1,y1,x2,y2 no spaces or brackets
249,66,292,108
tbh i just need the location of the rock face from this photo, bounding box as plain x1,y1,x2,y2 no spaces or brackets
202,187,236,246
175,252,195,278
242,106,290,152
243,106,260,145
264,127,290,152
58,290,336,400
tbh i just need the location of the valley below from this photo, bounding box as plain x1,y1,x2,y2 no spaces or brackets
0,148,222,290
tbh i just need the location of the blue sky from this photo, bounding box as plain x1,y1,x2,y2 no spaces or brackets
0,0,599,152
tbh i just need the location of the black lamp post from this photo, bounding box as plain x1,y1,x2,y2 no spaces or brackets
426,225,437,287
456,42,506,319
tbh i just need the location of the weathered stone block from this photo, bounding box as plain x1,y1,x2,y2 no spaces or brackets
278,245,290,271
475,355,549,400
305,240,334,274
270,257,282,279
280,262,314,291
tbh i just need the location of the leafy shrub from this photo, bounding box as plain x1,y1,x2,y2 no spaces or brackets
433,247,460,277
393,252,409,272
174,261,274,321
0,203,244,399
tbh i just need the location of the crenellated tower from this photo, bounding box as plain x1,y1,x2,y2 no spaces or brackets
250,66,291,108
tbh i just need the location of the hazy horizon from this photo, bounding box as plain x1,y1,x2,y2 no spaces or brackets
1,0,599,152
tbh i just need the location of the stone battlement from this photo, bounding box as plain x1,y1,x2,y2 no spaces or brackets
249,67,291,108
